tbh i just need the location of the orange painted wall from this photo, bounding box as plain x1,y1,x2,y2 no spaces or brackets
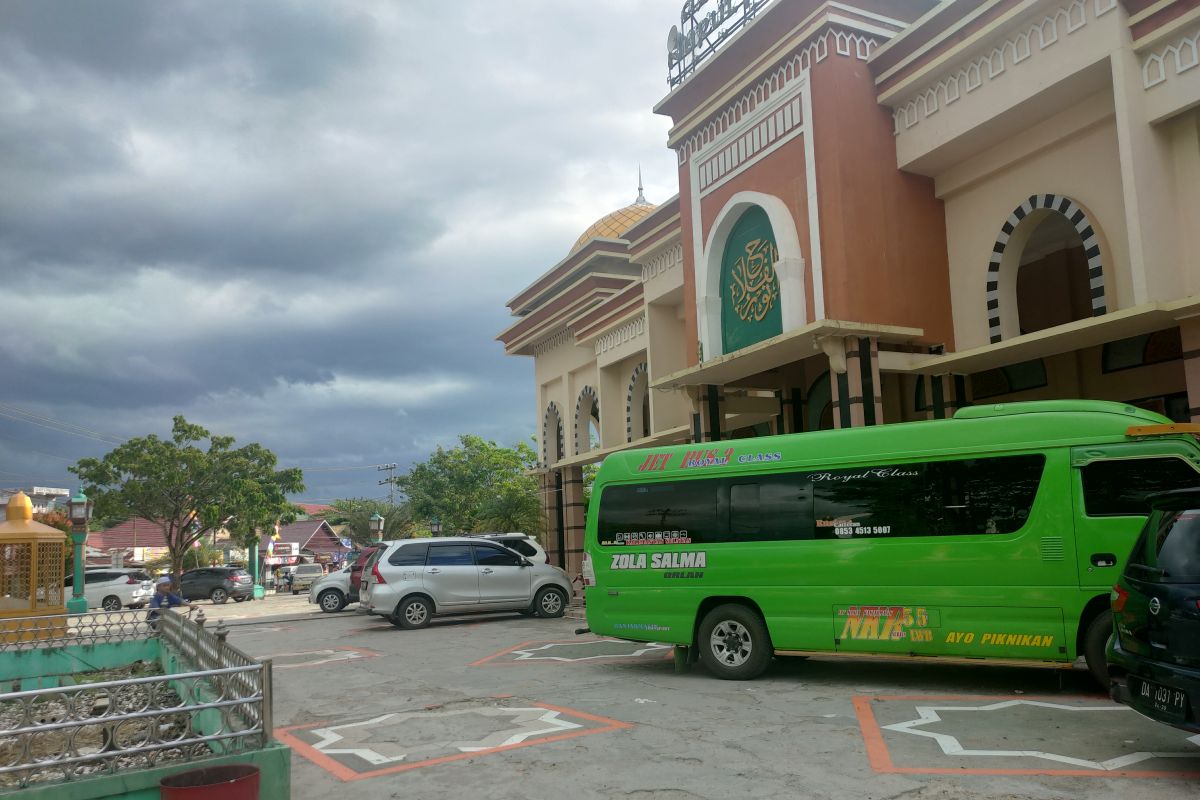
811,54,954,349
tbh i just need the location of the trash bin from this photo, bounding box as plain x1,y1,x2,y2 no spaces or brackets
159,764,260,800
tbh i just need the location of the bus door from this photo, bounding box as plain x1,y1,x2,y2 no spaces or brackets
1071,443,1200,591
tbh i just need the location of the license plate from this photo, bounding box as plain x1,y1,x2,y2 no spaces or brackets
1134,677,1188,722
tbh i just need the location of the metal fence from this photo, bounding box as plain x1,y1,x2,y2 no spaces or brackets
0,609,151,653
0,611,272,792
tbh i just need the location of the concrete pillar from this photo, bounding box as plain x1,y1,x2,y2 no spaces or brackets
560,466,587,579
928,374,971,419
540,471,565,569
775,386,803,434
690,385,725,443
843,337,883,426
1182,318,1200,423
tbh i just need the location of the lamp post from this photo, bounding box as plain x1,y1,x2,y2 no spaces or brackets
65,489,94,615
429,517,441,536
369,512,384,541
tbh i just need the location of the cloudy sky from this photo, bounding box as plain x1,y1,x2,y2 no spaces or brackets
0,0,686,504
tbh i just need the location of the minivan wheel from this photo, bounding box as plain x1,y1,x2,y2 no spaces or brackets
101,596,121,612
210,587,228,604
318,589,346,613
1084,609,1113,688
698,604,772,680
534,587,567,618
393,596,432,630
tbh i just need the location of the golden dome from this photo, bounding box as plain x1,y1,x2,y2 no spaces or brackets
570,192,656,255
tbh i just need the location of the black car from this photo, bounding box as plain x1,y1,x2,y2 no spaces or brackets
179,567,254,604
1107,487,1200,733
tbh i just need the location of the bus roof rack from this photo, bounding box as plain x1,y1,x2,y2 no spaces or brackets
1126,423,1200,438
954,400,1162,421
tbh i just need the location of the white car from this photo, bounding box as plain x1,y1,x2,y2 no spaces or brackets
308,566,354,613
361,537,573,629
65,568,154,611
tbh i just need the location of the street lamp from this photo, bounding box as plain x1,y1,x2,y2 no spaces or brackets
429,517,441,536
369,512,385,540
65,489,94,615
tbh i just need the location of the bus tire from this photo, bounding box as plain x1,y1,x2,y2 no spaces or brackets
1084,609,1113,688
698,604,772,680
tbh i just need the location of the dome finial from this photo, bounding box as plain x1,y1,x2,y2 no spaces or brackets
636,165,646,204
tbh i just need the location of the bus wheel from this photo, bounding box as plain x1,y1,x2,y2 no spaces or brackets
698,604,772,680
1084,610,1113,688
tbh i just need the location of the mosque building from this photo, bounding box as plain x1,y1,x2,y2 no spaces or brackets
498,0,1200,574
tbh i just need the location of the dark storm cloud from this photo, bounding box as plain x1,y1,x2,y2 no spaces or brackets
0,1,372,91
0,0,680,501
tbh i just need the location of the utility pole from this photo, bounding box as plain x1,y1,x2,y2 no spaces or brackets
377,463,398,506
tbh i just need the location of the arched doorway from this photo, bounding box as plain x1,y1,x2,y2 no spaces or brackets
807,372,834,432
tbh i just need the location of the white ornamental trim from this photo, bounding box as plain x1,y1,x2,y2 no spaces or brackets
593,315,646,357
892,0,1118,134
641,244,683,282
531,328,574,356
677,29,877,165
1142,24,1200,89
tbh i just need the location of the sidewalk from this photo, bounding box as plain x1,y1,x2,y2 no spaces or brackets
189,590,323,625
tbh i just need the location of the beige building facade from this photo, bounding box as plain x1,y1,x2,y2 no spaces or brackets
499,0,1200,575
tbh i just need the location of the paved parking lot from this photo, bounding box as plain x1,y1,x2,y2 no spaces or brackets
223,608,1199,799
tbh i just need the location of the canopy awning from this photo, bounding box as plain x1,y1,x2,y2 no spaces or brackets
903,296,1200,375
651,320,925,390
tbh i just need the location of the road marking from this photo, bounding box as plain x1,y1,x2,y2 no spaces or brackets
854,694,1200,778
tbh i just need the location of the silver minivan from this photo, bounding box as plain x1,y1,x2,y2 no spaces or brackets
360,537,573,629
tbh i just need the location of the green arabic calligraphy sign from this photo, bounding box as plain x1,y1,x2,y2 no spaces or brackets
720,206,781,354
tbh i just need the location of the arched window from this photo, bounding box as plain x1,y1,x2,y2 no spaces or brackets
574,386,599,455
626,363,650,442
986,194,1105,343
542,403,564,465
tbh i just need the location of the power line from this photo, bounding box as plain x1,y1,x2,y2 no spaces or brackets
0,403,125,445
289,463,397,473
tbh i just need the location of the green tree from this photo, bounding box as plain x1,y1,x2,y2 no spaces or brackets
70,416,304,577
396,435,541,535
320,499,415,545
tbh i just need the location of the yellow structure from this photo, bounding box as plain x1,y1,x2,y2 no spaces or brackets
0,491,68,641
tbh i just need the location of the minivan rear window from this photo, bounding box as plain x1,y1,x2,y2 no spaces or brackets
1129,508,1200,582
389,542,429,566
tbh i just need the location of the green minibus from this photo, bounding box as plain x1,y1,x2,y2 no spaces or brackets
582,400,1200,683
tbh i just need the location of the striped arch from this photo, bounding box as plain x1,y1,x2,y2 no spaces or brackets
626,362,649,442
574,386,599,455
986,193,1106,344
542,402,564,465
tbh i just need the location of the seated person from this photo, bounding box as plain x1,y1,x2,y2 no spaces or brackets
147,576,196,624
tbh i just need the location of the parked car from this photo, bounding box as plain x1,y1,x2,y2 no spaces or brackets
179,567,253,604
349,546,381,597
309,566,353,613
470,532,549,563
64,568,153,611
1108,487,1200,733
360,537,573,629
288,563,326,595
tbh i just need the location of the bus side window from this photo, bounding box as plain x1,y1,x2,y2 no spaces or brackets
1080,458,1200,516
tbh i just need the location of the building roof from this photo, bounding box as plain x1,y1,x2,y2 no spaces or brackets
569,199,656,255
262,519,348,555
294,502,333,516
91,518,169,550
